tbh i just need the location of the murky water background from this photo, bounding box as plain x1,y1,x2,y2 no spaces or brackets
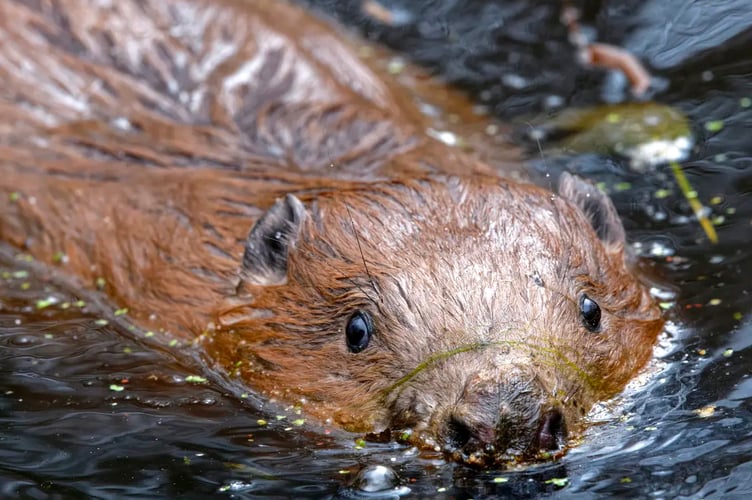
2,0,751,497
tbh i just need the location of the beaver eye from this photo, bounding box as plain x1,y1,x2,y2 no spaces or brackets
345,310,374,353
579,294,601,332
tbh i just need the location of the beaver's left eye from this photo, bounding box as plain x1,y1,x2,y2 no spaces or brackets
580,294,601,332
345,310,374,353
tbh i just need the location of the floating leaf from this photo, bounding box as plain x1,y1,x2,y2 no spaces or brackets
545,477,568,487
704,120,724,133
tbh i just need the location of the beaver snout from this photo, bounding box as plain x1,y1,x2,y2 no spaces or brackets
445,408,567,459
440,372,567,464
446,409,567,463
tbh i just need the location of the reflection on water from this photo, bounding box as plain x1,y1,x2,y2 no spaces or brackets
2,0,752,497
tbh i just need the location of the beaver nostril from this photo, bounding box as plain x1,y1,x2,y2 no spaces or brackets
446,416,473,449
537,409,566,450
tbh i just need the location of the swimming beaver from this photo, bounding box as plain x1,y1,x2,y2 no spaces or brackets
0,0,664,464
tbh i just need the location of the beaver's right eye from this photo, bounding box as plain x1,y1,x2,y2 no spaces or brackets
346,311,373,353
579,294,602,332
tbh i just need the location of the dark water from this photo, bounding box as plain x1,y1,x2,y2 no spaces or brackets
2,0,752,498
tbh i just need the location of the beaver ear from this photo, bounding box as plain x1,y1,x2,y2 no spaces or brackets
558,172,626,252
241,194,307,285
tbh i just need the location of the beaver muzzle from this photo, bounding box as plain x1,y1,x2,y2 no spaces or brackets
436,370,568,465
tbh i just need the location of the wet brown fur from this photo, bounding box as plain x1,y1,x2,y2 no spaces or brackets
0,0,664,461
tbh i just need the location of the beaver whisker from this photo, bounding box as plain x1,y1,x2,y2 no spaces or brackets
344,277,380,307
345,204,381,304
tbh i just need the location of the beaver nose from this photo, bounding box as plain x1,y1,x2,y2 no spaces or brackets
536,409,566,451
441,370,567,459
446,416,488,450
444,410,526,459
446,416,473,449
445,408,567,457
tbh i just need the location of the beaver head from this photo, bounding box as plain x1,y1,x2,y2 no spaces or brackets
210,172,664,465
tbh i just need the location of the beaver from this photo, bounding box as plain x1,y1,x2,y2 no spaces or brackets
0,0,664,465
